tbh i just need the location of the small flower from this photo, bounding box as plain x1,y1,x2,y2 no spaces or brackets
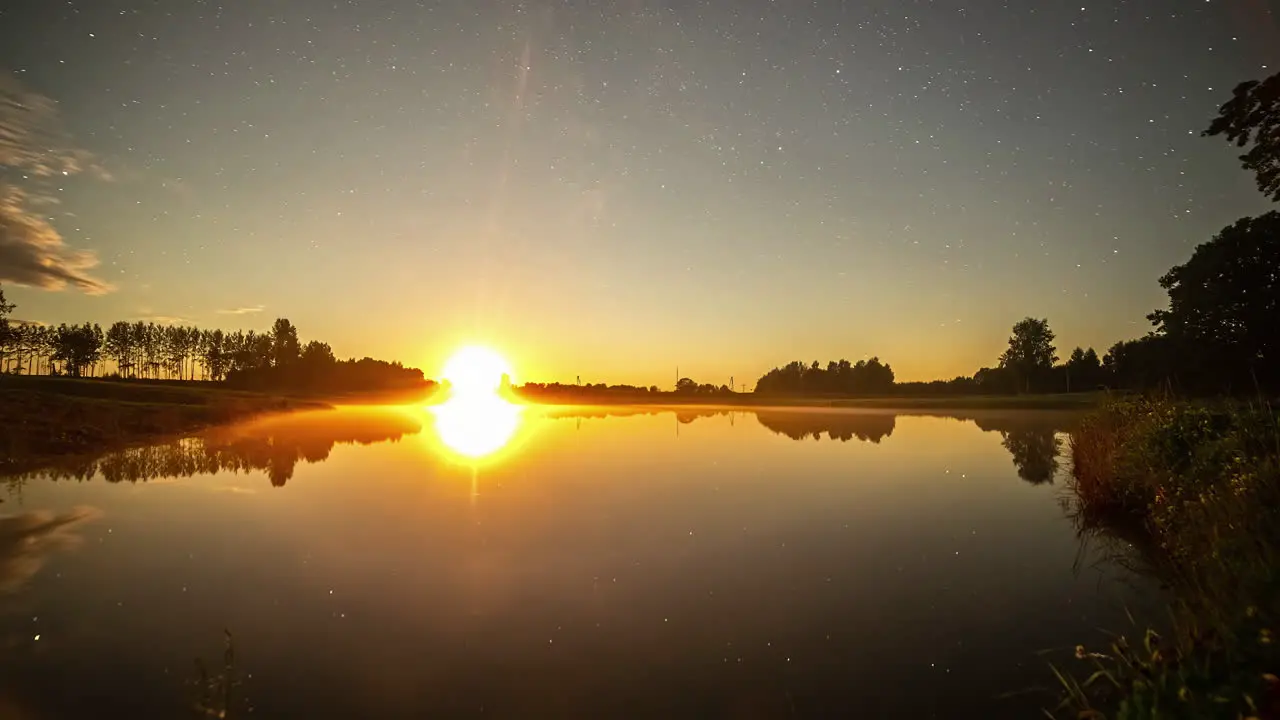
1075,645,1087,660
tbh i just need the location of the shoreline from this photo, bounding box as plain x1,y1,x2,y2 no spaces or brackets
1,375,1103,478
0,376,331,477
508,391,1107,411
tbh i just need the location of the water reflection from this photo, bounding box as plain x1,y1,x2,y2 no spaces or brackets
6,408,421,487
0,506,100,593
754,409,896,443
429,396,523,461
972,414,1068,485
1,405,1073,490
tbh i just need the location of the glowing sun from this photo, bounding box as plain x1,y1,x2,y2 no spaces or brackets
440,345,514,399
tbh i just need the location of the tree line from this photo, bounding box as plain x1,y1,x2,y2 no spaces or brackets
752,71,1280,399
0,297,427,394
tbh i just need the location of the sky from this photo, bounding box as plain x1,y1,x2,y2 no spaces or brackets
1,0,1277,385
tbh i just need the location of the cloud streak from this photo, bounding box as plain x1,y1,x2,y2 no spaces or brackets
0,188,113,294
135,313,193,325
0,74,113,294
217,305,265,315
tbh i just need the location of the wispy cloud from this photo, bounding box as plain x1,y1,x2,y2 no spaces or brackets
0,74,113,294
0,75,100,178
217,305,265,316
0,188,114,294
135,314,193,326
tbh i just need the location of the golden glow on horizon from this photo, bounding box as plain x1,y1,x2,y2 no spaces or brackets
429,395,524,462
440,345,515,400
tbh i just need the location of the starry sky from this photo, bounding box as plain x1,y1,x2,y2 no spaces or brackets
1,0,1277,385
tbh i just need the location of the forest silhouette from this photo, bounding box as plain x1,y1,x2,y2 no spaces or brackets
0,312,428,395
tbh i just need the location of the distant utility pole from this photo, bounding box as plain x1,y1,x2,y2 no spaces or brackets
730,375,734,391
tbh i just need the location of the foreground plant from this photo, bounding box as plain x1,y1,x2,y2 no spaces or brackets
1053,398,1280,719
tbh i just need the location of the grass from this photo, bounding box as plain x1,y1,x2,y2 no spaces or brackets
1052,396,1280,719
0,375,325,475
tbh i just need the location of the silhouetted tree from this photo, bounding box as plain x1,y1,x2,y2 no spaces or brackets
270,318,301,368
1063,346,1103,392
1147,211,1280,393
50,323,103,377
999,318,1057,393
1204,71,1280,202
753,357,895,395
0,285,13,363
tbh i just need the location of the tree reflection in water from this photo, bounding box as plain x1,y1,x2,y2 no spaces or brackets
4,406,1074,489
9,408,422,487
753,410,896,443
972,413,1068,485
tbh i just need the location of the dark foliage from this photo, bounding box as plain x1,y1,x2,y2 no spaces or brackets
754,358,895,395
0,293,428,395
1204,71,1280,202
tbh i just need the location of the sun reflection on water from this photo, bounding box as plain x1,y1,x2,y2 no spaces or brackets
429,394,524,462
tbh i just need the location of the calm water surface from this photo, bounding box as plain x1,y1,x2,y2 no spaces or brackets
0,402,1157,718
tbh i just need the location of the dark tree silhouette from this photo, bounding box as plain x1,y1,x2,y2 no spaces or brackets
1148,211,1280,393
999,318,1057,393
0,290,426,393
753,357,895,395
1063,346,1103,392
0,285,13,370
1204,71,1280,202
270,318,301,368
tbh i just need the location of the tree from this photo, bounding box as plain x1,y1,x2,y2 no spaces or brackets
1148,211,1280,392
1204,71,1280,202
1064,346,1102,392
0,284,13,370
675,377,699,393
51,323,103,377
998,317,1057,393
104,321,133,376
270,318,300,368
300,340,335,365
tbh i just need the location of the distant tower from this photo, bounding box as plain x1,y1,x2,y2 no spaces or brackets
730,375,734,392
576,375,581,385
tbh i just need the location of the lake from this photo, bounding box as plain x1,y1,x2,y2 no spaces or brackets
0,401,1158,718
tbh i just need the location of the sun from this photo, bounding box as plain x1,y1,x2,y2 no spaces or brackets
440,345,514,399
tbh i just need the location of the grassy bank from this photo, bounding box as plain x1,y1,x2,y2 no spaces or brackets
1054,397,1280,719
0,375,326,475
